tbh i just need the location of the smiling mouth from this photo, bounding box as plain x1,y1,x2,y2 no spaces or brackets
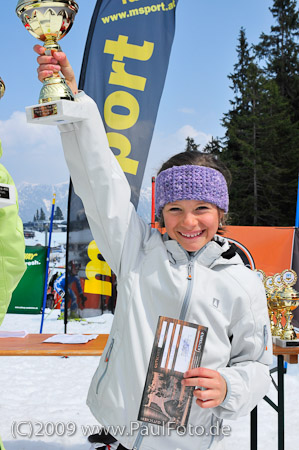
179,231,203,238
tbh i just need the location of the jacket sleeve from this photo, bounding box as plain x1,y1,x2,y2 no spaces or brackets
54,274,65,294
0,164,26,325
213,276,273,420
58,93,149,277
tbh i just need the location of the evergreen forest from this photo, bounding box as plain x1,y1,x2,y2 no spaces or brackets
193,0,299,227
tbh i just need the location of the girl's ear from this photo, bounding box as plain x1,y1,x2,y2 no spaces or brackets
217,210,226,233
218,210,224,223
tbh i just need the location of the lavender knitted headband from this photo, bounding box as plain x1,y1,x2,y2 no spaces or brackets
155,165,229,217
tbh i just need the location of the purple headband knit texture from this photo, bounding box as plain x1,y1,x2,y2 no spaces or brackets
155,165,229,217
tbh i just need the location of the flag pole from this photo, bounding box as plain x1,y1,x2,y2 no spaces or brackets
40,193,56,333
295,173,299,228
151,177,155,228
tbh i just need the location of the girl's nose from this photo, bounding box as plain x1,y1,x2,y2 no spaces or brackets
181,212,197,227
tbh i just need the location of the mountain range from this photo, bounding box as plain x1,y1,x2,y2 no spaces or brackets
17,181,152,224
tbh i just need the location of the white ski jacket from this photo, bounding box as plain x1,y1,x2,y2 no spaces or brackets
59,93,272,450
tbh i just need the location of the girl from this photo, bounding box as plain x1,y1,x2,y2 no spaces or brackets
35,46,272,450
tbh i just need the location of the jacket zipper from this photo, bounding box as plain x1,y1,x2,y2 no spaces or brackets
96,338,114,394
132,424,147,450
132,257,195,450
179,258,195,320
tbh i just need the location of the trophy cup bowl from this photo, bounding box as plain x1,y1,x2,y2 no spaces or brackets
0,78,5,100
16,0,79,103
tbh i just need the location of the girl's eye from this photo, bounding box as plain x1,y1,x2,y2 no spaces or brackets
168,207,181,212
196,206,208,211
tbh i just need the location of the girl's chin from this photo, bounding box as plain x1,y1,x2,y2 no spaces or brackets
178,239,206,252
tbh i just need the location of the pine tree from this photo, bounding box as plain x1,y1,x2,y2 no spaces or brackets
40,208,46,221
254,0,299,224
202,137,222,155
185,137,200,152
220,27,297,226
221,29,267,225
255,0,299,119
54,206,64,221
253,78,298,225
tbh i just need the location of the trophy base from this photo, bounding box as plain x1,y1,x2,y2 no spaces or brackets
26,100,87,126
273,336,299,347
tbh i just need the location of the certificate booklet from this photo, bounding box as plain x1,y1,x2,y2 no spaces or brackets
138,316,208,428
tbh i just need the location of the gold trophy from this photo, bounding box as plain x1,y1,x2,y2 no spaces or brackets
265,276,283,338
275,270,299,347
0,78,5,100
16,1,85,125
254,269,266,283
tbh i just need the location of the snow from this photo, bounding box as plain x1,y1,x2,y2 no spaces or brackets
0,312,299,449
25,231,66,249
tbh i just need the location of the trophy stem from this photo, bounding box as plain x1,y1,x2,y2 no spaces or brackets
273,308,284,337
281,307,297,340
39,38,74,104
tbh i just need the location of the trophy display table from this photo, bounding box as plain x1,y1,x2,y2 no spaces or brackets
1,333,298,448
0,333,109,357
251,339,299,450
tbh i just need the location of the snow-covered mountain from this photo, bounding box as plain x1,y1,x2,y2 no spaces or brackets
17,181,152,224
137,185,152,224
17,181,69,223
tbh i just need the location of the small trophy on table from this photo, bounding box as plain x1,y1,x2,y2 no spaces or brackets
274,270,299,347
16,0,85,125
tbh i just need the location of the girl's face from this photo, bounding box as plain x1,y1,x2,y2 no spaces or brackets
163,199,223,252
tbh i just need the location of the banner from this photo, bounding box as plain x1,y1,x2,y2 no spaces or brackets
292,228,299,290
222,226,295,275
80,0,178,202
8,246,47,314
66,0,178,317
291,228,299,326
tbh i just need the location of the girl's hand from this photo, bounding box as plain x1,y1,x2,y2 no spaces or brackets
182,367,227,408
34,44,78,95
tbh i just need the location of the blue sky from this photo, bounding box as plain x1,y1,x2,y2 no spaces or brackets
0,0,275,190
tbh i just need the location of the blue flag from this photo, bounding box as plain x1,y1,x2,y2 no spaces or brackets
66,0,178,320
80,0,178,205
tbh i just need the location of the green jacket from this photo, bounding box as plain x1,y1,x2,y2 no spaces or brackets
0,141,26,326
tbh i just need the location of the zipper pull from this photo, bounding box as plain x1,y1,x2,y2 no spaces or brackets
105,338,114,362
187,262,192,280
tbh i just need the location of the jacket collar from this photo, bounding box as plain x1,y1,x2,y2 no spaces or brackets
163,233,243,268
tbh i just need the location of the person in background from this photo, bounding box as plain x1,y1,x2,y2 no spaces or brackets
54,260,87,319
0,141,26,323
0,78,26,450
0,141,26,450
